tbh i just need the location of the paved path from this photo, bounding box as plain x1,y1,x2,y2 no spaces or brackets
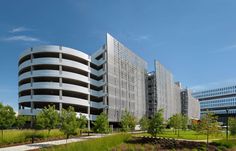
0,134,107,151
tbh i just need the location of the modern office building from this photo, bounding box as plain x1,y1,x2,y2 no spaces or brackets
181,89,200,119
146,61,182,120
192,85,236,123
18,33,147,125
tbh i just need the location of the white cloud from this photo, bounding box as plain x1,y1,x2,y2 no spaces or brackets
9,27,31,33
3,35,40,42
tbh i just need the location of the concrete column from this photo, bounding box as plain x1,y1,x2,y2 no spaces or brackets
30,101,34,113
87,62,91,131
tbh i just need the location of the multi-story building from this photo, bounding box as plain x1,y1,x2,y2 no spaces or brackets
146,61,182,120
192,85,236,123
18,33,147,126
181,89,200,119
146,61,200,120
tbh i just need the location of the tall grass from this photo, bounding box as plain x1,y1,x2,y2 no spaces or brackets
0,129,64,146
42,133,131,151
133,129,231,140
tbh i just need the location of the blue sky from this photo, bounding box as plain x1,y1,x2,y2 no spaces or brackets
1,0,236,110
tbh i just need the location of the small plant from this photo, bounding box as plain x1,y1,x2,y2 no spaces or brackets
92,112,110,134
36,105,59,137
229,117,236,136
0,103,15,141
60,106,78,141
148,109,164,137
121,110,136,132
139,116,149,131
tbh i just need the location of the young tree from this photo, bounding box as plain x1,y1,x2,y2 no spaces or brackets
77,113,87,135
181,115,188,131
168,114,182,137
60,106,78,140
198,111,220,150
120,110,136,132
0,103,15,140
36,105,59,136
148,109,164,137
229,117,236,136
15,115,27,129
92,112,110,134
139,116,149,131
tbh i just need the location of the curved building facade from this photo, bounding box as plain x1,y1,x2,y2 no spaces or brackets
18,45,106,121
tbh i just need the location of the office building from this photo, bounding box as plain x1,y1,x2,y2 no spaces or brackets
192,85,236,123
18,33,147,124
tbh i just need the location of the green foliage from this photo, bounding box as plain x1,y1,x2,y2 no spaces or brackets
181,115,188,130
212,139,236,149
139,116,149,131
15,115,26,129
169,114,182,133
168,114,188,137
77,114,87,135
92,112,110,134
60,106,78,139
120,110,136,132
36,105,59,136
0,103,15,140
77,114,87,129
198,111,221,149
42,133,131,151
229,117,236,135
0,129,64,146
148,109,164,137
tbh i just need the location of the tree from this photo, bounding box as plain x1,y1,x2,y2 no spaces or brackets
198,111,220,150
168,114,182,137
60,106,78,140
77,113,87,135
121,110,136,132
0,103,15,140
181,115,188,131
92,112,110,134
36,105,59,136
229,117,236,136
15,115,26,129
139,116,149,131
148,109,164,137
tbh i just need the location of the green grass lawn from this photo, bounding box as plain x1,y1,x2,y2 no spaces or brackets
134,129,235,141
41,133,131,151
0,129,64,146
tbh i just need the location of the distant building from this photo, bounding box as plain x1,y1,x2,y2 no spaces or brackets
146,61,199,120
146,61,181,119
192,85,236,123
181,89,200,119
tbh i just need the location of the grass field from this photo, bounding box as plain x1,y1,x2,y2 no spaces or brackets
133,129,235,140
41,133,131,151
0,129,65,146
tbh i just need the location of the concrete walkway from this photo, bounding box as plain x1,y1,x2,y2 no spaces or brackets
0,134,107,151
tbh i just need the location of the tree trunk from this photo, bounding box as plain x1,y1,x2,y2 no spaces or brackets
47,129,51,140
1,129,3,141
206,130,209,151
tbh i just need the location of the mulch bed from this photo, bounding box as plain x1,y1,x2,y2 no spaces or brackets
125,136,219,151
